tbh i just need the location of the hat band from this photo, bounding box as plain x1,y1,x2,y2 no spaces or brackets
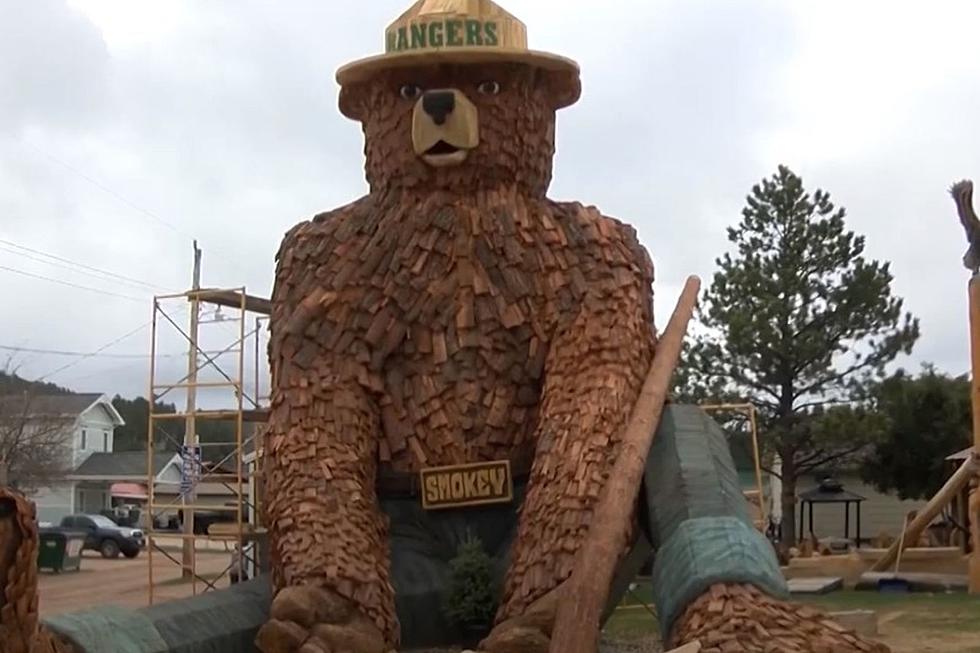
385,19,504,54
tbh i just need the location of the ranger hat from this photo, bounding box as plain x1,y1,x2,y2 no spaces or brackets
336,0,581,109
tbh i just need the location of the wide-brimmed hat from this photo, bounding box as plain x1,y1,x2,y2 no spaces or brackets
336,0,581,110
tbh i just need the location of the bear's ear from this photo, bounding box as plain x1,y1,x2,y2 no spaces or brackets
539,68,581,111
339,83,369,122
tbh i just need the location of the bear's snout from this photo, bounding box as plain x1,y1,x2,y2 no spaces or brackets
422,90,455,125
411,88,479,168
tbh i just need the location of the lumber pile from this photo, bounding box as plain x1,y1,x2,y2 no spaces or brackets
670,583,890,653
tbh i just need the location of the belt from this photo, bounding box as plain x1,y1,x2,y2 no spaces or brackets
376,459,533,499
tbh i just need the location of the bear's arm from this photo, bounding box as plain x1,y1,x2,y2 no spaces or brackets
263,206,399,645
497,205,657,620
642,405,789,641
648,410,888,651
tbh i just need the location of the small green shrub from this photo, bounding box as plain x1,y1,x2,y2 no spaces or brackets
443,535,498,628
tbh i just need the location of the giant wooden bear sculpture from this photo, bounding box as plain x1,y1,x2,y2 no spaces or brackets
257,2,889,652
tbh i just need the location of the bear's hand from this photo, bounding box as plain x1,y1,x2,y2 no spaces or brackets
255,586,390,653
670,583,890,653
479,584,561,653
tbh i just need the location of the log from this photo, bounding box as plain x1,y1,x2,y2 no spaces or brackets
870,455,978,572
968,275,980,593
548,275,701,653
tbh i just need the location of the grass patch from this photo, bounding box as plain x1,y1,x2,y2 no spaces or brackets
604,608,659,641
803,590,980,635
604,584,980,642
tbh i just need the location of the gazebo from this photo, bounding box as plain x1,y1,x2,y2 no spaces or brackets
798,477,865,547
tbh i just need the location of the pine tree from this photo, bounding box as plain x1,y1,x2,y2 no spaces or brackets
860,365,971,501
678,165,920,546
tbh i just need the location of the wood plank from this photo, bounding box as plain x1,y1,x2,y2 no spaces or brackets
189,288,271,315
787,577,843,595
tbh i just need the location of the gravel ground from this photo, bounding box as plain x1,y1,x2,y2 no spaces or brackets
407,635,663,653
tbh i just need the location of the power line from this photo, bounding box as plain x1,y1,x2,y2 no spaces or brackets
19,138,246,273
34,322,151,382
0,264,151,302
22,140,184,235
0,344,183,359
0,239,173,292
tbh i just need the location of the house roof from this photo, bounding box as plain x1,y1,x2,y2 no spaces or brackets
0,392,125,425
71,451,179,480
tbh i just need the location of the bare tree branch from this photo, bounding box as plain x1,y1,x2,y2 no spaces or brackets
0,390,73,493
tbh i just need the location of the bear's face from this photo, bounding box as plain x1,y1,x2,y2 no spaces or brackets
341,63,565,197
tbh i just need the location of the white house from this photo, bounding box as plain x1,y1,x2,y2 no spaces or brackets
6,393,127,523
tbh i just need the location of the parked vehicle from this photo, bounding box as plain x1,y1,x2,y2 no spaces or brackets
178,504,247,535
59,514,145,559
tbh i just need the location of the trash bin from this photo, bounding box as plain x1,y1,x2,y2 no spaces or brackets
38,528,85,573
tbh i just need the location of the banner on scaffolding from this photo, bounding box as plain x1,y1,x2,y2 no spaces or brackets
179,444,202,497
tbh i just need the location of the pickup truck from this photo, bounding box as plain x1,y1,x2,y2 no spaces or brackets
59,513,145,559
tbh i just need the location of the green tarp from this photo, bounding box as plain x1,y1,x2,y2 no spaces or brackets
645,405,788,635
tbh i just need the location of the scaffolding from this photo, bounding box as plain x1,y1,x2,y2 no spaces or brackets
700,402,768,532
145,286,270,604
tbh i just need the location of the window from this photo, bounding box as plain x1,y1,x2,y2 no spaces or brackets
81,429,87,449
103,431,109,451
90,515,118,528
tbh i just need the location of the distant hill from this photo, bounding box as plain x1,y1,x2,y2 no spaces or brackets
0,371,74,396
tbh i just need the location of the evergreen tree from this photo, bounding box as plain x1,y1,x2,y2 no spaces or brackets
111,395,181,452
860,365,971,500
678,165,919,545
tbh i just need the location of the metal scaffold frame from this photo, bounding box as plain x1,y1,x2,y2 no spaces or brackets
145,286,271,605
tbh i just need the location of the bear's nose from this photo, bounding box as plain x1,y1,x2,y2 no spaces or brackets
422,91,455,126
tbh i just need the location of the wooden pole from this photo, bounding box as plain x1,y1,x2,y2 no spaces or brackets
747,405,766,528
870,455,977,572
969,275,980,592
549,275,701,653
182,241,202,580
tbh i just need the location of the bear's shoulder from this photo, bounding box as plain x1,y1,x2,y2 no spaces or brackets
275,196,374,266
547,200,654,282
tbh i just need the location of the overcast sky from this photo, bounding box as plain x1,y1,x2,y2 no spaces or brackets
2,0,979,404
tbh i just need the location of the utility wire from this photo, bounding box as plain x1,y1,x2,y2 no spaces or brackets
0,264,147,302
22,140,184,235
0,239,174,292
34,322,151,381
19,138,246,273
0,345,183,359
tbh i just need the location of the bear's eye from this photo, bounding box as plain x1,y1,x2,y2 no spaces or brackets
399,84,422,100
477,80,500,96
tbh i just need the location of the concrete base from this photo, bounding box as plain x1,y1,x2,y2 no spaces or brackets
827,610,878,637
787,576,843,594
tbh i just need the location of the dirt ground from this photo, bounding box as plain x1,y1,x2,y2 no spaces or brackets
41,561,980,653
39,548,234,617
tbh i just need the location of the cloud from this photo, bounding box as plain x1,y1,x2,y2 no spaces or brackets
0,0,110,134
0,0,977,400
